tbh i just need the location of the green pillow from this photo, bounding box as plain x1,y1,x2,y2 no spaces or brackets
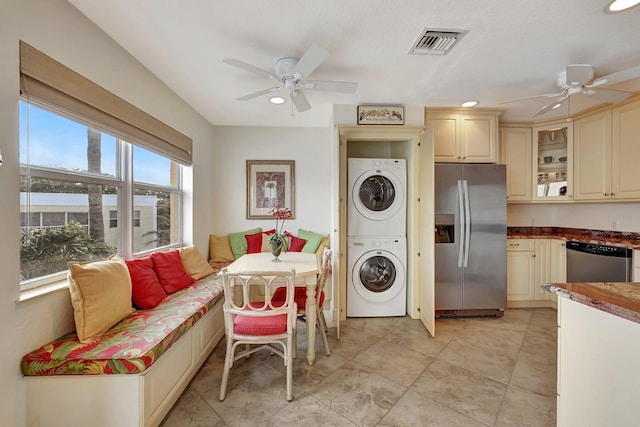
228,228,262,259
298,229,324,254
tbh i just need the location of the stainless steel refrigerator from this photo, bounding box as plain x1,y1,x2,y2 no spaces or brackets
434,163,507,317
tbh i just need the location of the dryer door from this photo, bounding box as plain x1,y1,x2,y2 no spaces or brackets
351,169,404,222
352,250,405,302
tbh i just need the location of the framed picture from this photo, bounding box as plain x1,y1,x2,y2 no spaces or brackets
246,160,295,219
357,105,404,125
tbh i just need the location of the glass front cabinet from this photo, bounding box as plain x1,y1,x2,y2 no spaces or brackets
532,122,573,201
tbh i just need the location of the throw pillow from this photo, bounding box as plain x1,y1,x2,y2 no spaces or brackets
208,235,235,262
228,227,261,259
125,257,167,309
245,231,264,254
298,228,324,254
67,256,134,343
285,232,307,252
179,245,214,279
151,250,195,293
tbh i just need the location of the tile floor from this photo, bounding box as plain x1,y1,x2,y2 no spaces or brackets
161,308,557,427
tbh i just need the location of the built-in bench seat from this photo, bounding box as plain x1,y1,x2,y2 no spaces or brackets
21,266,230,427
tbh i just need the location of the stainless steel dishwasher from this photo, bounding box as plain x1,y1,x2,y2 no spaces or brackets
566,240,632,282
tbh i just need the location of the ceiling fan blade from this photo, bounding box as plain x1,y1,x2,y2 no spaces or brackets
304,80,358,94
292,45,330,79
591,64,640,87
566,64,594,86
499,89,567,104
531,94,569,118
590,88,633,104
236,86,281,101
223,58,279,81
290,89,311,112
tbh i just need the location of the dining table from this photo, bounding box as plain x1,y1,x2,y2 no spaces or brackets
224,251,320,365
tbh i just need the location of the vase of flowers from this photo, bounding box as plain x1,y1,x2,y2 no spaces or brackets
268,206,292,262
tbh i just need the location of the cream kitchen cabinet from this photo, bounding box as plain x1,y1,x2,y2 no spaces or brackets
425,108,501,163
532,122,573,201
569,98,640,201
507,239,536,301
573,110,612,200
500,126,532,201
507,238,563,307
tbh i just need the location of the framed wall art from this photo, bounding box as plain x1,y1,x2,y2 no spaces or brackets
357,105,404,125
246,160,295,219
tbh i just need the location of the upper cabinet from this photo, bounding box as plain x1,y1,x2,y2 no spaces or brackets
574,99,640,201
500,126,532,202
425,108,501,163
532,122,573,201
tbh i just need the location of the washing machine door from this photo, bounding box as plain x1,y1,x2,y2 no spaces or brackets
351,169,404,222
352,250,405,302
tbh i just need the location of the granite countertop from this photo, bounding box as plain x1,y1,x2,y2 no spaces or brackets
543,282,640,324
508,226,640,249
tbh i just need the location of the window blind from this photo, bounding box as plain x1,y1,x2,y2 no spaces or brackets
19,41,193,165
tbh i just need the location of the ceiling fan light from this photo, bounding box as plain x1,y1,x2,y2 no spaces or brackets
269,96,286,105
551,102,563,110
461,100,478,107
606,0,640,12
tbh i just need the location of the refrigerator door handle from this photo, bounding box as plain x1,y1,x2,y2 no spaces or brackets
463,179,471,268
457,180,465,268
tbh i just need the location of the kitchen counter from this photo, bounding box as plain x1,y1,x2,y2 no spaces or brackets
508,226,640,249
542,282,640,324
546,281,640,425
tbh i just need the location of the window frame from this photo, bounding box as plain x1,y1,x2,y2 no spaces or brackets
19,99,184,291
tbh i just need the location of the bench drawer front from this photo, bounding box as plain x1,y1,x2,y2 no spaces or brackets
143,331,195,426
197,302,225,360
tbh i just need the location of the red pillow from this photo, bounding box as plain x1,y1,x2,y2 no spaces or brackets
125,257,167,309
151,250,195,293
245,232,264,254
285,232,307,252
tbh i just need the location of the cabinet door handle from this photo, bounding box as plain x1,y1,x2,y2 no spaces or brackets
605,193,609,196
611,192,616,196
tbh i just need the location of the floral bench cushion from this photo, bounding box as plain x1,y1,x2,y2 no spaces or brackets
21,273,224,376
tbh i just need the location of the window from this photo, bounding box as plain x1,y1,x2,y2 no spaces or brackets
20,101,183,289
19,41,191,291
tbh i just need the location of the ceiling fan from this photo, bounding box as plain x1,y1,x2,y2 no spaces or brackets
501,64,640,118
223,45,358,113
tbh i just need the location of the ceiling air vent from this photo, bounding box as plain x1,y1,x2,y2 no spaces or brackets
409,29,468,55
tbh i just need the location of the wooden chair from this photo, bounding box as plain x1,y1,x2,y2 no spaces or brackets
219,268,297,401
273,247,332,356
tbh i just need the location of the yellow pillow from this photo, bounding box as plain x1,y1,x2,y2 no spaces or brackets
180,245,214,279
67,256,134,344
209,235,235,262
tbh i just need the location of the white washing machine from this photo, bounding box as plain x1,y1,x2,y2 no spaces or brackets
347,237,407,317
348,158,406,238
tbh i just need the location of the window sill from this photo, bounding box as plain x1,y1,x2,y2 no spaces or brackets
18,280,70,303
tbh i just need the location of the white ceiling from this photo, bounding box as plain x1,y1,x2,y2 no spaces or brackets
67,0,640,127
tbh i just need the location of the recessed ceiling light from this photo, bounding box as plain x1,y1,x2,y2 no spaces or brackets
606,0,640,12
461,100,478,108
269,96,286,105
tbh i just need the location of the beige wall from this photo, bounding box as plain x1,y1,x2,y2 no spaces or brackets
0,0,216,425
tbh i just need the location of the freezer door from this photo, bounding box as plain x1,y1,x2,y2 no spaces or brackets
434,164,463,310
461,164,507,310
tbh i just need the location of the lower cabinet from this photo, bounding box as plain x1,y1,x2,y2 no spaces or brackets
558,297,640,425
507,238,563,307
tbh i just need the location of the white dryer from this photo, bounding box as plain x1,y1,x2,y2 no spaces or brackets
347,237,407,317
347,158,406,238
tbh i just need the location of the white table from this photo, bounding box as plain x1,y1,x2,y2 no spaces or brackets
225,252,319,365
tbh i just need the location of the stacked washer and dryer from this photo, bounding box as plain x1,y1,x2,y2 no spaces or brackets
347,158,407,317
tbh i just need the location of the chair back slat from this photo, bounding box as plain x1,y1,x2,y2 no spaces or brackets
221,268,296,316
316,248,332,295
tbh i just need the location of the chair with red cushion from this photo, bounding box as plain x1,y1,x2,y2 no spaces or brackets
219,268,297,402
273,247,332,357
